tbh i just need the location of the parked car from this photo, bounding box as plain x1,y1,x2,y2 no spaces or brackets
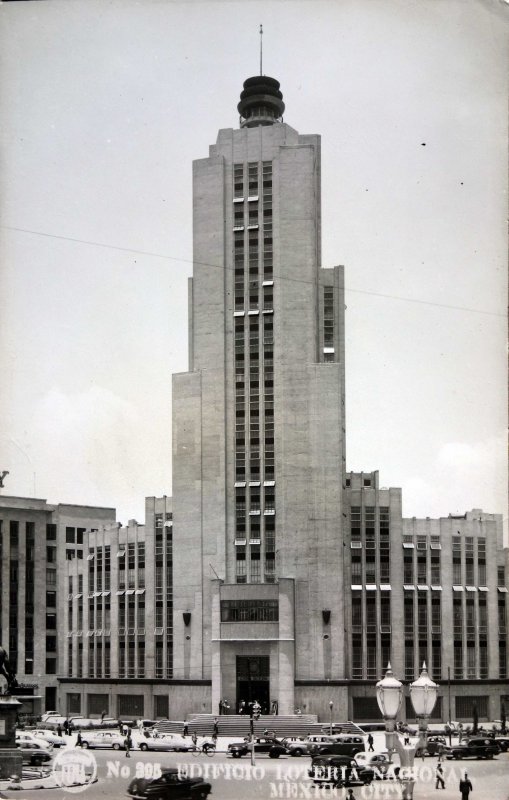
445,738,500,760
41,711,61,723
283,735,345,757
127,767,212,799
39,716,67,730
16,738,53,767
138,734,193,752
16,732,53,751
309,755,374,786
228,737,288,758
355,752,398,779
309,735,365,758
415,735,447,757
32,729,66,748
80,731,127,750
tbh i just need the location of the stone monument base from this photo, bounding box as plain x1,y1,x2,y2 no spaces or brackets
0,747,23,779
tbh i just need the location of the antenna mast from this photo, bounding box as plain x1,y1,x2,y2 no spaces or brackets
259,24,263,75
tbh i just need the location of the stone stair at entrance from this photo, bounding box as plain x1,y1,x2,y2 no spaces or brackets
154,714,364,738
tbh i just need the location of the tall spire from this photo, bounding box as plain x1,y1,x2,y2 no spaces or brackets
259,24,263,75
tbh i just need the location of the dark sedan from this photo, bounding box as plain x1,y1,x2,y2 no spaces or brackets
416,735,447,757
445,738,500,760
127,767,212,799
228,737,287,758
309,755,374,787
17,742,53,766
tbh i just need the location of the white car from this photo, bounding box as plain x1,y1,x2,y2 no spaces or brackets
138,734,193,752
80,731,127,750
41,711,61,722
33,729,66,747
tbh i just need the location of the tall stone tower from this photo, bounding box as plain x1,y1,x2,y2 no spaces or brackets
172,76,346,716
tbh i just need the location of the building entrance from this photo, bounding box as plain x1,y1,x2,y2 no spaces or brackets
236,656,270,714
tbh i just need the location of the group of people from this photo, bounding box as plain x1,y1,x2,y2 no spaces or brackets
237,699,264,716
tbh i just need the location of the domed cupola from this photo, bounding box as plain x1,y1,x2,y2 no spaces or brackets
237,75,285,128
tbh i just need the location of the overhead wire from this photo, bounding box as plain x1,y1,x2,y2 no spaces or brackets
1,223,504,319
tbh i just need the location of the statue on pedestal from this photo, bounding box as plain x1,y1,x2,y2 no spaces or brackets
0,647,18,696
0,645,22,779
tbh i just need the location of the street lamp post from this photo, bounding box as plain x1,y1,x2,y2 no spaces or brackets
376,662,438,800
329,701,333,736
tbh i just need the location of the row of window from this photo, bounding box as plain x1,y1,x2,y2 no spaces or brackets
66,692,169,719
220,599,278,622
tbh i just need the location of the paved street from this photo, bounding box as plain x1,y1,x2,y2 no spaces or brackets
1,742,507,800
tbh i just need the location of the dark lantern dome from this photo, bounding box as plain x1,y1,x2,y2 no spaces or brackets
237,75,285,128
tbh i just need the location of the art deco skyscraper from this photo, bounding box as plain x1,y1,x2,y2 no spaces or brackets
172,76,346,715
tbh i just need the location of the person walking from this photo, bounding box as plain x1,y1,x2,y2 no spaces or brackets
213,717,219,737
76,731,82,748
182,722,189,737
57,723,62,738
435,763,445,790
459,773,473,800
125,730,132,758
367,733,374,752
63,719,69,736
191,732,198,749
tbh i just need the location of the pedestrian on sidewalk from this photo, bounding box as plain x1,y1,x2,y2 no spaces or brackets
435,763,445,789
125,731,132,758
183,722,189,737
459,772,473,800
76,731,82,748
213,717,219,736
57,723,62,738
367,733,374,752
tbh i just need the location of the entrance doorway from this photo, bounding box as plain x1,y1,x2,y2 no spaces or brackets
45,686,57,712
236,656,270,714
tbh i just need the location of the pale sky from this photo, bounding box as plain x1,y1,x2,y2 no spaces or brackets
0,0,507,532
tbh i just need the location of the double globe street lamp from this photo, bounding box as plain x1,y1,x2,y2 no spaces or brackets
376,661,438,800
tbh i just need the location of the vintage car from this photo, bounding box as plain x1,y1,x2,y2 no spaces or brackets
40,711,61,722
138,734,194,752
283,735,346,757
309,754,374,786
32,729,66,747
228,736,288,758
415,735,447,757
127,767,212,799
308,735,365,758
15,736,53,766
445,738,500,760
80,731,127,749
